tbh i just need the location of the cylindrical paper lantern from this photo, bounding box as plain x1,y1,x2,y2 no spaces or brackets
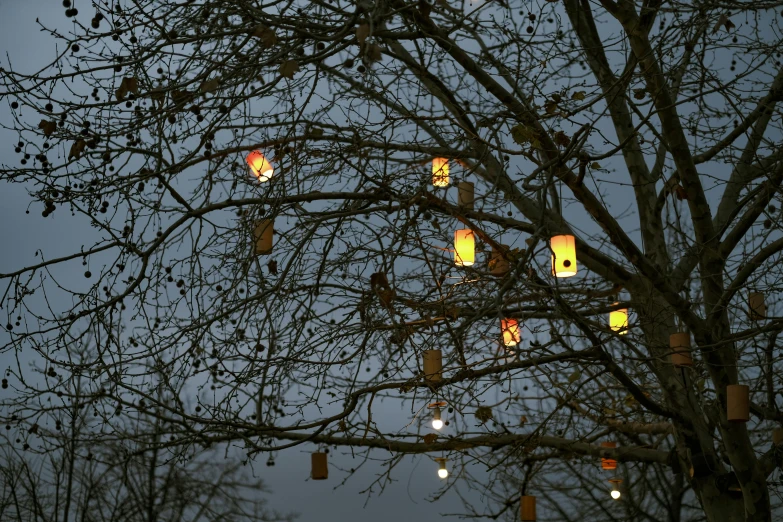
749,292,766,321
423,349,442,382
670,332,692,367
727,384,749,423
458,181,474,209
311,452,328,480
454,229,475,266
774,428,783,446
253,219,273,255
520,495,536,521
609,306,628,335
550,235,577,278
432,158,449,187
501,318,521,346
490,245,510,277
246,151,274,182
601,441,617,470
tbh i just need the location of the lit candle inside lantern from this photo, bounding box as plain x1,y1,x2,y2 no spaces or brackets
501,318,521,346
454,229,475,266
246,150,274,182
609,305,628,335
550,234,577,278
432,158,449,187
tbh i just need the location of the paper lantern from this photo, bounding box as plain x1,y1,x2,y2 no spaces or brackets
749,292,766,321
311,452,328,480
432,158,449,187
774,428,783,446
423,349,442,382
727,384,749,423
601,441,617,470
458,181,474,209
489,245,510,277
670,332,692,367
501,318,521,346
550,235,577,278
253,219,273,255
520,495,536,521
609,305,628,335
454,229,475,267
246,151,274,182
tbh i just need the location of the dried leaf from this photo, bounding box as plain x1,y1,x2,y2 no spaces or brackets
553,130,571,148
568,370,581,383
199,78,220,94
519,415,528,426
571,90,586,101
422,433,438,444
115,76,140,101
674,185,688,200
267,260,278,275
590,162,601,170
356,23,370,45
149,87,166,102
68,139,86,160
510,124,541,149
544,99,559,115
366,44,383,63
251,24,278,48
475,406,493,424
309,127,324,138
633,88,646,100
38,120,57,137
712,14,735,34
279,60,300,79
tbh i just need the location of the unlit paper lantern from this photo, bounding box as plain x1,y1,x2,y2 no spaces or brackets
253,219,273,255
670,332,692,367
423,349,443,382
458,181,474,209
311,452,328,480
749,292,766,321
727,384,749,423
454,229,475,266
550,235,577,278
601,441,617,470
432,158,449,187
490,245,510,277
520,495,536,521
246,150,274,182
774,428,783,446
501,318,521,346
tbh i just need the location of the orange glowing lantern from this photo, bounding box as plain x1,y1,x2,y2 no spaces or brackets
601,441,617,470
246,150,274,182
432,158,449,187
454,229,475,266
550,235,577,278
501,318,521,346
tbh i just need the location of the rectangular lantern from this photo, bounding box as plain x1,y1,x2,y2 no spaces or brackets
609,306,628,335
670,332,692,367
246,150,274,182
727,384,749,423
501,318,521,346
749,292,766,321
601,441,617,470
458,181,474,209
432,158,449,187
311,452,328,480
454,229,475,266
253,219,273,255
490,245,510,277
423,349,442,382
550,235,577,278
520,495,536,521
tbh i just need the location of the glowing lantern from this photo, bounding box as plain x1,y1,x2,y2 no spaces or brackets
454,229,475,266
601,441,617,470
501,318,521,346
423,350,442,382
311,452,328,480
246,151,274,182
609,305,628,335
432,158,449,187
429,401,447,430
520,495,536,521
550,235,577,278
727,384,749,423
609,478,622,500
253,219,273,255
458,181,474,209
435,457,448,479
670,332,692,367
749,292,766,321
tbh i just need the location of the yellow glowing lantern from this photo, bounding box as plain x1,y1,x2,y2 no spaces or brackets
609,305,628,335
454,229,475,266
432,157,449,187
246,150,274,182
550,235,577,278
501,318,521,346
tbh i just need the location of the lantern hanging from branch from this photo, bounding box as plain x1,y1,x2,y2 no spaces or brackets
458,181,474,209
748,292,766,321
432,157,449,187
253,219,274,255
490,244,510,277
423,349,442,382
550,235,577,278
670,332,693,367
601,441,617,470
311,452,328,480
520,495,536,521
774,428,783,446
609,478,622,500
246,150,274,182
428,401,447,430
435,457,448,479
727,384,749,423
454,229,475,266
609,305,628,335
501,318,521,346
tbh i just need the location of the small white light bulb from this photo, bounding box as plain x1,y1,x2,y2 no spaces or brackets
611,489,621,500
432,407,443,430
438,468,448,479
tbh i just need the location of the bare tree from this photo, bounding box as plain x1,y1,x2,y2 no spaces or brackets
2,0,783,520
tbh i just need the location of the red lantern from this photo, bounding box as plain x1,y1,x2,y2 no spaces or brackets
246,151,274,182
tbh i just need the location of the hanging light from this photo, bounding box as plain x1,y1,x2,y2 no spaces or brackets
748,292,766,321
454,229,475,266
601,441,617,470
253,219,274,255
428,401,447,430
422,350,443,382
311,452,328,480
609,304,628,335
550,234,577,278
432,158,449,187
727,384,749,423
458,181,474,209
670,332,692,367
609,478,622,500
519,495,536,521
501,318,521,346
435,457,448,479
246,151,274,182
